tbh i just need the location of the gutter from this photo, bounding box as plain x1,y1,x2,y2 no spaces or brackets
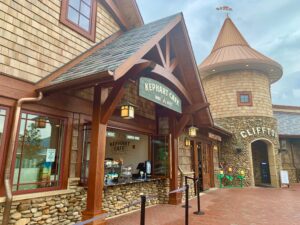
2,92,43,225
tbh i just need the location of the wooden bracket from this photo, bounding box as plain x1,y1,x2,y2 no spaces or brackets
100,61,155,124
183,103,210,114
174,114,191,138
100,79,126,124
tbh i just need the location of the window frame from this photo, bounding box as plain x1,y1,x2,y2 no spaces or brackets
0,106,10,196
60,0,97,42
237,91,253,106
11,110,68,195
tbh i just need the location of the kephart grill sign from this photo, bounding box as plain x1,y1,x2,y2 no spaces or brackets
139,77,182,113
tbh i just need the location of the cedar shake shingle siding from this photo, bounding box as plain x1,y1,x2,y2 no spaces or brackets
0,0,120,82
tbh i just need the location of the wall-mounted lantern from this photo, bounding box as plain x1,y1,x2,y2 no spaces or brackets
188,126,198,137
121,103,135,119
35,117,47,128
184,138,191,147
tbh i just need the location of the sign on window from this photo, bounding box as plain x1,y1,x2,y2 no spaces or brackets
46,149,56,162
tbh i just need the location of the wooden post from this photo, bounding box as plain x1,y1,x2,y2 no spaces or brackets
82,85,107,225
169,116,182,204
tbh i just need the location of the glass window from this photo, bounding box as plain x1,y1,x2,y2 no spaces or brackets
60,0,96,41
240,94,249,103
237,91,252,106
67,0,92,32
0,108,7,149
13,112,65,192
80,126,150,185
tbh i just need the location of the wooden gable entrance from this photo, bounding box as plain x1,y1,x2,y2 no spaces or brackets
35,13,213,224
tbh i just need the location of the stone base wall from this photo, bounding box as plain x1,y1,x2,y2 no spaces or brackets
0,187,86,225
215,116,281,187
103,179,170,217
280,139,300,183
177,173,196,202
0,178,170,224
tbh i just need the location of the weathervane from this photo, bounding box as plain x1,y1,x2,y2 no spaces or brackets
216,5,233,17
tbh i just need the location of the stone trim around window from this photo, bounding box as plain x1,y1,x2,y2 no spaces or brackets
60,0,97,42
237,91,253,106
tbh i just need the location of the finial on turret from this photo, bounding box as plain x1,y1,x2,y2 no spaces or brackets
216,5,233,18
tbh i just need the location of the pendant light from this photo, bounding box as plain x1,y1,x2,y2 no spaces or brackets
35,116,47,128
188,116,198,137
120,102,135,119
184,138,191,147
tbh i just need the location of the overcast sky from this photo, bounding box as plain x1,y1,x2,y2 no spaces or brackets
136,0,300,106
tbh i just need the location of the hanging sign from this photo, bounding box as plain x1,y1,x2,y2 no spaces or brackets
46,149,56,162
139,77,182,113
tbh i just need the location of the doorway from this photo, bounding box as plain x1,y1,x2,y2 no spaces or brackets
193,141,214,191
251,140,271,186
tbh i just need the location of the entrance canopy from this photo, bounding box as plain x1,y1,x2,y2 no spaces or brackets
36,13,214,128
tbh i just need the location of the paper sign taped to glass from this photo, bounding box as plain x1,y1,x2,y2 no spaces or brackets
46,148,56,162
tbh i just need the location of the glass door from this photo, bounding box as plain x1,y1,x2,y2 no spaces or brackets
151,135,169,177
80,124,91,186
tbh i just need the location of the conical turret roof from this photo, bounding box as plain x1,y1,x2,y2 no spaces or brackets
199,17,282,83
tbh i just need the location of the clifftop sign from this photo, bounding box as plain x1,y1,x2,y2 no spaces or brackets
139,77,182,113
240,127,277,139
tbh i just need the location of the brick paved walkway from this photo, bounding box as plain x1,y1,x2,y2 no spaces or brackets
107,184,300,225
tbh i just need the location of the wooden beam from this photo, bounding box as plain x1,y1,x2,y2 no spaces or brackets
100,61,155,124
183,103,209,114
174,114,191,138
113,14,182,80
151,64,193,105
156,43,166,67
82,85,107,224
165,34,171,67
100,79,126,124
37,71,113,94
168,58,178,73
102,0,130,30
169,116,182,205
0,74,35,100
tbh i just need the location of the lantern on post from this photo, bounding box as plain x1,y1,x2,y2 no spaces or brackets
184,138,191,147
35,116,47,128
120,102,135,119
188,126,198,137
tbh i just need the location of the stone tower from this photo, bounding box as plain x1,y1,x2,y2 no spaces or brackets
199,17,283,187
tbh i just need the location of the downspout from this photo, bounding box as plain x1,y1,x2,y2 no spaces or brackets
2,92,43,225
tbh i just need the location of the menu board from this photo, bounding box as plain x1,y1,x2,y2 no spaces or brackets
280,170,289,187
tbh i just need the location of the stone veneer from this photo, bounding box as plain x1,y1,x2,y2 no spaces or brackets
280,140,300,183
102,179,170,217
0,179,170,225
215,116,281,187
0,179,85,225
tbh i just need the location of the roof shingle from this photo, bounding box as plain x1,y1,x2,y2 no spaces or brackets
274,111,300,136
51,14,179,85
